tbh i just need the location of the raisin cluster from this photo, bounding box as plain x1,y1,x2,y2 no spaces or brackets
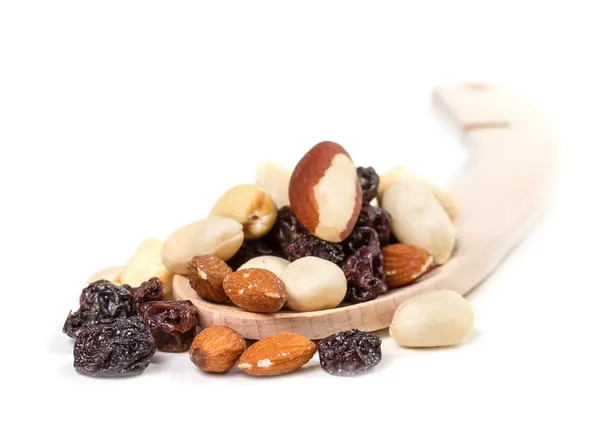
238,166,391,304
63,277,198,377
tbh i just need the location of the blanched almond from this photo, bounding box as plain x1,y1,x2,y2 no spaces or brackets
209,184,277,239
382,177,455,265
161,217,244,275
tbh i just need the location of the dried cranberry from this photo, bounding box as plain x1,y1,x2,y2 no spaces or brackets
343,246,388,303
356,167,379,203
138,300,198,352
318,329,382,376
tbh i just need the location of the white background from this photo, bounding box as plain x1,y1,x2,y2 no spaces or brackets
1,1,599,436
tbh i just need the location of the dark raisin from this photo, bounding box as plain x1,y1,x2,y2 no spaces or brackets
318,329,382,376
371,206,391,246
285,234,346,267
227,238,284,270
79,280,136,319
138,300,198,352
355,203,391,247
356,202,376,228
343,226,380,255
273,206,346,266
73,316,156,377
131,277,164,307
63,308,101,339
356,167,379,203
274,206,308,251
64,280,136,338
343,246,388,303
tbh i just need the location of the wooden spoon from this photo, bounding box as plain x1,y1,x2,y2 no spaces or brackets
173,82,558,340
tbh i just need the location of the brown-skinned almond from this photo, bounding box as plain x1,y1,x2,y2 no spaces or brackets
187,255,232,303
237,332,317,376
189,326,246,373
382,244,433,287
223,268,287,313
289,141,362,243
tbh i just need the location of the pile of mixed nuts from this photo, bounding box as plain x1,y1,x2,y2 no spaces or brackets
62,141,474,378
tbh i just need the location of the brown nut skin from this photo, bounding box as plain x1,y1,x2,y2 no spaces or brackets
289,141,362,243
223,268,287,313
237,332,317,376
382,244,434,288
189,326,247,373
187,255,232,303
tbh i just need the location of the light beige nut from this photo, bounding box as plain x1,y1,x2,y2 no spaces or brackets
237,332,317,376
209,184,277,239
381,177,455,265
237,255,290,277
289,141,362,243
255,162,292,208
121,238,174,296
85,266,124,286
390,289,474,347
161,217,244,275
189,326,246,373
223,268,287,313
280,256,347,312
378,166,459,221
382,244,433,288
187,255,232,303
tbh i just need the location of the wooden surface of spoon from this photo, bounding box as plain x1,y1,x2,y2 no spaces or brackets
168,82,559,339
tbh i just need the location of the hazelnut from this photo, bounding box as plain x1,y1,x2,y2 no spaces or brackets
189,326,246,373
187,255,232,303
289,141,362,243
161,217,244,275
209,184,277,239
